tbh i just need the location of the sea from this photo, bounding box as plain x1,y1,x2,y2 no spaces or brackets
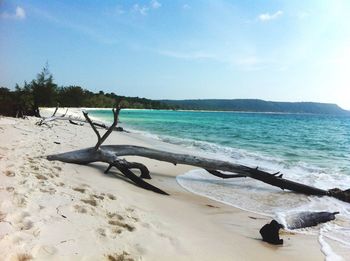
89,109,350,259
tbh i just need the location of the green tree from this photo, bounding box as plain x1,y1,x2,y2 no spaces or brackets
14,81,35,115
31,64,58,107
57,86,86,107
0,87,16,116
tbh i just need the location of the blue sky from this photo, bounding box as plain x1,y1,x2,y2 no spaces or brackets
1,0,350,109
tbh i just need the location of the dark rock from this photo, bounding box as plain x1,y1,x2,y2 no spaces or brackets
259,220,284,245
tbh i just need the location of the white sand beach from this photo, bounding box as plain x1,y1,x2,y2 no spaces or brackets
0,108,327,260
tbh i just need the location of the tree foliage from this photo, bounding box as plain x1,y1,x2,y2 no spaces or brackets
0,66,175,117
31,64,58,107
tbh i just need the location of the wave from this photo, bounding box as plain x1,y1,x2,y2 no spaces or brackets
124,123,350,188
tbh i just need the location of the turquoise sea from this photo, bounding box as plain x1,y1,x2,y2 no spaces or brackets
90,109,349,173
89,109,350,258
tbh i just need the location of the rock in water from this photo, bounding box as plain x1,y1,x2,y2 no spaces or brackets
259,220,284,245
286,211,339,229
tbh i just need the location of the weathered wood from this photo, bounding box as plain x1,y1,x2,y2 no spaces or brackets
328,188,350,202
69,119,83,126
206,169,247,179
285,211,339,229
82,106,121,151
47,145,330,197
110,158,167,194
51,103,59,117
105,160,150,179
61,108,68,117
93,121,124,132
37,109,124,131
37,116,85,126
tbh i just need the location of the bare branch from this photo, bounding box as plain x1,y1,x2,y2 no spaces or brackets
69,120,83,126
206,169,246,179
82,111,101,150
96,104,121,149
61,108,68,117
82,103,122,151
52,103,59,117
104,161,150,179
126,162,151,179
111,159,168,195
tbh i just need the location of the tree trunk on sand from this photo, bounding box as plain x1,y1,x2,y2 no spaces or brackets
46,105,350,202
37,106,124,131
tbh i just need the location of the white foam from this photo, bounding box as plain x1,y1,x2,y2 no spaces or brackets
319,225,344,261
126,128,161,141
136,132,349,190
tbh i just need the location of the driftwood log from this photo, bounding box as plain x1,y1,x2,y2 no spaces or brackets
46,106,350,202
37,105,124,132
285,211,339,229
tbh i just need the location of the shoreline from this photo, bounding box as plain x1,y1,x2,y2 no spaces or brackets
40,106,350,116
0,109,332,260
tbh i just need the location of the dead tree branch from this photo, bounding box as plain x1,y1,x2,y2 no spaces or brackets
61,108,68,117
82,104,121,151
46,108,350,203
52,103,59,117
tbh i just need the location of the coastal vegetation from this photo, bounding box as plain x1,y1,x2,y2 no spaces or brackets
1,66,349,117
0,65,174,117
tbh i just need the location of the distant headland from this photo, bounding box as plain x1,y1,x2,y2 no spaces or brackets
160,99,350,115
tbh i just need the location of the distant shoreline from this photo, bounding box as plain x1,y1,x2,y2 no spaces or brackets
159,99,350,116
38,106,350,117
84,107,349,116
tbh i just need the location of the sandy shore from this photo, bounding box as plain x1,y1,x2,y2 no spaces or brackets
0,108,325,260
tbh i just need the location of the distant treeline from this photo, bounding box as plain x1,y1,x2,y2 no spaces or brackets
0,66,175,117
2,66,348,118
160,99,350,115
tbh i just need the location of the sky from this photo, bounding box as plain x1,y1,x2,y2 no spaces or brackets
1,0,350,109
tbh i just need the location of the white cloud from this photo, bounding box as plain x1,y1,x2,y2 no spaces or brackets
183,4,190,10
296,11,310,19
132,1,161,15
15,6,26,19
133,4,149,15
233,56,271,71
158,50,216,60
151,0,161,9
157,49,272,71
0,6,26,20
236,56,260,66
258,10,283,22
115,5,125,15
